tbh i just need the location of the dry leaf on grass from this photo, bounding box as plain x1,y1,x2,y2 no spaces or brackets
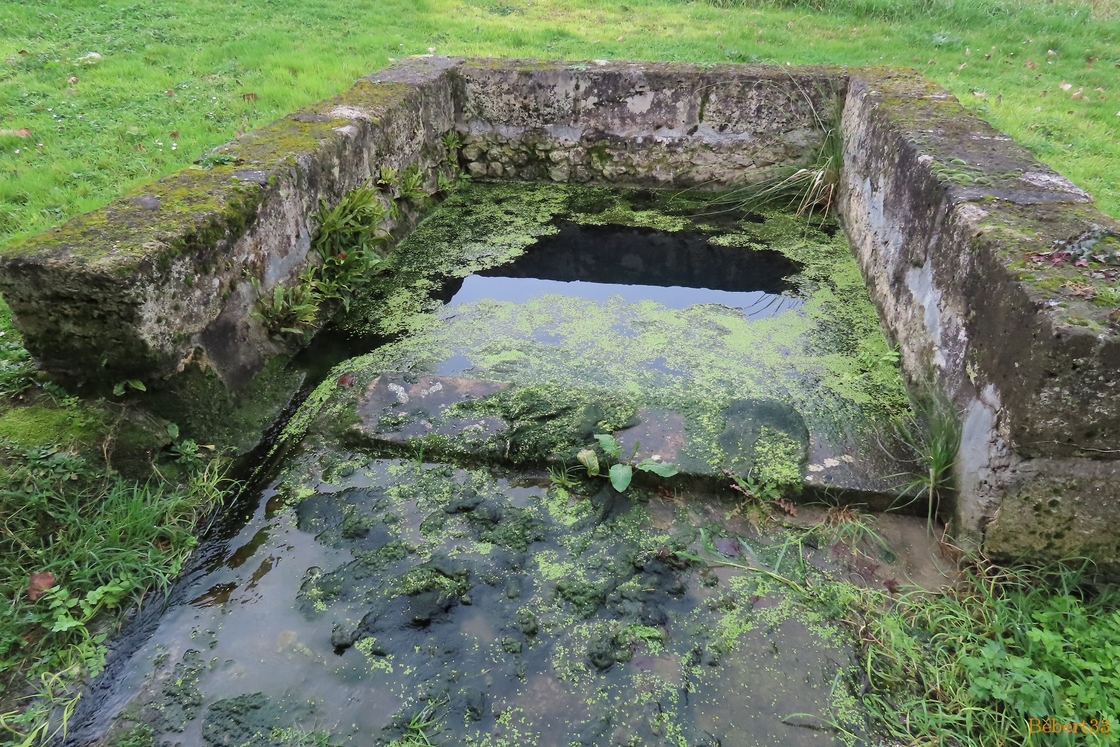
27,571,56,601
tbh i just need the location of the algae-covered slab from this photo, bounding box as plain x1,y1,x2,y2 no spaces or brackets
300,184,911,500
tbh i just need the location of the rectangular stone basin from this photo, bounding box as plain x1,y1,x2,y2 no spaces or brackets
1,57,1118,570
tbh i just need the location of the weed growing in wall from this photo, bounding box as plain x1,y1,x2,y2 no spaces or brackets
253,185,391,337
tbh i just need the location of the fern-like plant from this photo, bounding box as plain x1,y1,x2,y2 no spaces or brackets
250,279,320,337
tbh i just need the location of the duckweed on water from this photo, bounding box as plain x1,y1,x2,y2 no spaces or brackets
90,449,898,747
296,183,909,484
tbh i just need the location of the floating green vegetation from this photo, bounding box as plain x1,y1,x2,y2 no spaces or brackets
447,383,639,465
342,183,573,339
260,456,873,745
297,182,910,484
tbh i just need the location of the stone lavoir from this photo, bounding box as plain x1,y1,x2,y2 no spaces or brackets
3,56,1116,567
2,57,1119,746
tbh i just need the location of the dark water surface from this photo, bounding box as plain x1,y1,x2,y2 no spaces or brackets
448,221,804,317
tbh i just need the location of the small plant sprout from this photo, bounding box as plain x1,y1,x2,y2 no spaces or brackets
577,433,677,493
387,697,447,747
398,164,428,204
250,278,320,337
441,129,464,165
435,171,457,198
111,379,146,396
165,422,215,466
376,165,398,193
547,462,582,491
190,151,238,170
724,468,797,527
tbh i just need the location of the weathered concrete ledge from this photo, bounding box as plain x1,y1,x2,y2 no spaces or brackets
1,57,1118,568
839,72,1120,566
0,56,462,389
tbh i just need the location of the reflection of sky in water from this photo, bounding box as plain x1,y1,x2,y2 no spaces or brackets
448,276,803,318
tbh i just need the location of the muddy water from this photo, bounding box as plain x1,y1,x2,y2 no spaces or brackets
82,454,951,747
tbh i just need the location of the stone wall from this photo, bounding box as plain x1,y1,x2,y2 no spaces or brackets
839,71,1120,568
451,60,842,186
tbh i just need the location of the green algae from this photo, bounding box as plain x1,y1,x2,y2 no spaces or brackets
138,354,304,454
446,383,638,465
0,403,107,447
258,456,868,746
294,182,910,488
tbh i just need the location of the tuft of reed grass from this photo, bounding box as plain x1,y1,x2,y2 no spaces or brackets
888,389,962,531
676,82,844,224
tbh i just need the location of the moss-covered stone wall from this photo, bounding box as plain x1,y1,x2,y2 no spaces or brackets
0,56,462,390
840,70,1120,569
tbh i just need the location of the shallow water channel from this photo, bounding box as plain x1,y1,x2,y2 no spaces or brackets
78,185,952,747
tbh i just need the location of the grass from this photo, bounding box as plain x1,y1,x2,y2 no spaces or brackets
691,517,1120,746
0,304,231,746
852,559,1120,746
679,82,845,221
387,700,445,747
0,0,1118,252
889,390,964,531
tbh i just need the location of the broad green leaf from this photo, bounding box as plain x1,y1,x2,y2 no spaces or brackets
637,459,678,478
594,433,621,458
577,449,600,477
51,615,84,633
127,379,146,392
166,422,180,440
609,463,633,493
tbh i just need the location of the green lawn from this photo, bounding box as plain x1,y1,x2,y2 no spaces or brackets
0,0,1118,252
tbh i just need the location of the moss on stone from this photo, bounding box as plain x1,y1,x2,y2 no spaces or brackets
0,403,107,448
138,355,303,455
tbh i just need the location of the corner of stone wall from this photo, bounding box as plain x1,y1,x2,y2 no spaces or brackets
0,56,464,451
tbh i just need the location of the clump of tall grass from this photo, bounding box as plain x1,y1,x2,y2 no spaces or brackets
680,85,844,224
0,442,230,744
889,389,962,531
